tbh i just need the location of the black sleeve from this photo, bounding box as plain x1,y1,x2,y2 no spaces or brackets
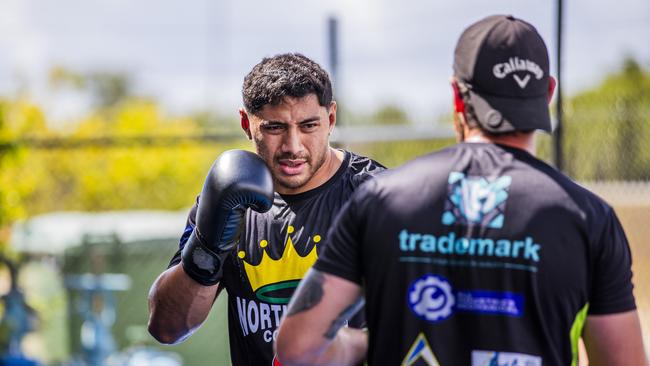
588,207,636,314
313,182,374,285
167,198,199,268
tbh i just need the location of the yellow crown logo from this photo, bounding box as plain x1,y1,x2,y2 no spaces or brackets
238,225,319,304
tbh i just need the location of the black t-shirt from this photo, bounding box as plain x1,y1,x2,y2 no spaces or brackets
315,143,636,366
169,150,385,365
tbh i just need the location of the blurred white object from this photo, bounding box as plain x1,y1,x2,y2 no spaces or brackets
107,346,183,366
10,210,188,254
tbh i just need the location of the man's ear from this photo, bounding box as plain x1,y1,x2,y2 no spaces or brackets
328,101,337,133
450,79,465,114
547,76,557,104
239,108,252,140
450,78,468,142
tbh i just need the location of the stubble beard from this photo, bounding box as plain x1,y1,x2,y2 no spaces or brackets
274,147,328,192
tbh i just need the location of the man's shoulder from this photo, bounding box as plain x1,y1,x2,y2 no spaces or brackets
345,150,386,173
549,173,614,217
341,150,387,187
502,148,613,213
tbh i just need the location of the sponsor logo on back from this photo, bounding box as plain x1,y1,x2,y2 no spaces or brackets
472,350,542,366
407,274,524,323
442,172,512,229
402,333,440,366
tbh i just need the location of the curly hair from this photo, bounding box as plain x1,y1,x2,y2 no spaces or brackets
242,53,333,115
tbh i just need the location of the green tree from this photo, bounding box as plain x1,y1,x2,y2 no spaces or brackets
563,58,650,180
5,101,247,216
49,66,133,108
371,104,411,125
0,98,51,236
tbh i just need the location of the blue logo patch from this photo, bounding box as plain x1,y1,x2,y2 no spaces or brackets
408,275,525,322
407,274,455,322
442,172,512,229
456,290,524,317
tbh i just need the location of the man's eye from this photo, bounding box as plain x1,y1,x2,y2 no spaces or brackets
263,125,284,132
302,123,319,130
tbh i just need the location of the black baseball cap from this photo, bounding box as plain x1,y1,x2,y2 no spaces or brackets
453,15,552,133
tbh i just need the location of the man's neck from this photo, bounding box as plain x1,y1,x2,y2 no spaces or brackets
463,128,537,155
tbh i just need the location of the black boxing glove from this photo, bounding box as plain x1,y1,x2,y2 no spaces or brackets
181,150,273,286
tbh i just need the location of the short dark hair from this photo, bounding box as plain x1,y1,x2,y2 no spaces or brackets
242,53,333,115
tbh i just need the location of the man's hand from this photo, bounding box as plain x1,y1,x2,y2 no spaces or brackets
182,149,274,286
275,269,367,366
148,149,273,344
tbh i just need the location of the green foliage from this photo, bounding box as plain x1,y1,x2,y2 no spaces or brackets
49,66,133,108
0,98,250,226
348,138,455,168
370,104,411,125
337,102,411,126
191,109,241,133
562,58,650,180
0,98,51,234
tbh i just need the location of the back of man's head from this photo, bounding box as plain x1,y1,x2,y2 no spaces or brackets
242,53,333,115
453,15,552,134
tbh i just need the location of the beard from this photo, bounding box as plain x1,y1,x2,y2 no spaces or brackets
253,135,331,193
273,148,327,191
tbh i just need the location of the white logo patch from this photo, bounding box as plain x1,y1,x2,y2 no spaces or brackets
472,350,542,366
492,57,543,89
513,74,531,89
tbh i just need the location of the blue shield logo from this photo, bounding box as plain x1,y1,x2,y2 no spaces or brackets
442,172,512,229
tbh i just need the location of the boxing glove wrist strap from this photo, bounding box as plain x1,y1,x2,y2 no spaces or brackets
181,231,231,286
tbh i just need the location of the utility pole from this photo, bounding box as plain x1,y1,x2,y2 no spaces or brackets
327,16,339,94
327,15,345,148
553,0,564,171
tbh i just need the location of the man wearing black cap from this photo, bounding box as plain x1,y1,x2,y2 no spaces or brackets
275,15,648,366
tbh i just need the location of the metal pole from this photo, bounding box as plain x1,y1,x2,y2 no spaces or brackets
327,16,339,92
327,15,345,149
554,0,564,171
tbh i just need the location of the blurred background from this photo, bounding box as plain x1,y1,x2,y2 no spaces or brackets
0,0,648,365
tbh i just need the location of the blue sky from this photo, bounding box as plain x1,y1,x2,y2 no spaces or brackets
0,0,648,123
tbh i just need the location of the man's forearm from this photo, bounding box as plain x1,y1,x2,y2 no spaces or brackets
281,327,367,366
147,264,219,344
323,327,368,365
276,269,367,366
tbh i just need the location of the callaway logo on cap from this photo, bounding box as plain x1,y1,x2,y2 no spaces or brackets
453,15,552,133
493,57,544,88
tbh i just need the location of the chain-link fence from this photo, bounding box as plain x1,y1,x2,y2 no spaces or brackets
558,60,650,181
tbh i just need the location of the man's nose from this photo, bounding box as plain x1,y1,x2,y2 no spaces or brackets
281,127,302,154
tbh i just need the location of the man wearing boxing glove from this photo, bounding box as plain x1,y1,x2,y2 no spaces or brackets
148,53,385,365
